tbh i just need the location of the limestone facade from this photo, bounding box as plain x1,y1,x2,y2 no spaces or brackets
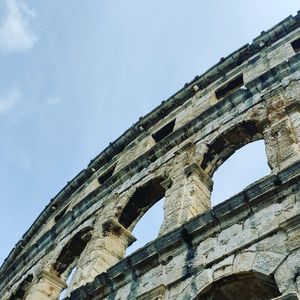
1,12,300,300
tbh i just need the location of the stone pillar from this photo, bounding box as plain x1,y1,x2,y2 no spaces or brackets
160,146,213,235
280,214,300,252
285,80,300,144
66,218,135,294
275,215,300,295
284,103,300,164
26,270,66,300
181,163,212,221
264,117,300,172
263,88,300,172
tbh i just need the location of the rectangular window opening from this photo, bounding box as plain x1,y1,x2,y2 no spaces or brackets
215,74,244,100
98,164,116,185
291,38,300,53
152,119,176,143
54,206,69,223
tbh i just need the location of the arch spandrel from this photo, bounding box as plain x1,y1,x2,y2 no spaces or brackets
195,271,281,300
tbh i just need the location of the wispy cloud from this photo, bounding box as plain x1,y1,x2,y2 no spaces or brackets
46,96,63,106
0,87,20,114
0,0,37,53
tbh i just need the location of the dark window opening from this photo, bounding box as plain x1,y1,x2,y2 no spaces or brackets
54,206,69,223
152,119,176,143
215,74,244,100
98,164,116,185
119,178,165,229
9,274,33,300
201,121,263,176
53,228,92,275
291,38,300,53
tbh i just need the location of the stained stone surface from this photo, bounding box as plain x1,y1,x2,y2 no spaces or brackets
1,12,300,300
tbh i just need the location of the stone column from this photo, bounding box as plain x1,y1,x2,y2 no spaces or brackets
264,117,300,172
274,215,300,295
66,217,135,294
181,163,212,221
160,145,213,235
26,270,66,300
263,88,300,172
280,214,300,252
285,80,300,146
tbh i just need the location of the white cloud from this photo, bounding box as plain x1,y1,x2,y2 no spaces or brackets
0,0,37,53
0,87,20,114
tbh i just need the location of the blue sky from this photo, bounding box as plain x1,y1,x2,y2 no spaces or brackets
0,1,299,264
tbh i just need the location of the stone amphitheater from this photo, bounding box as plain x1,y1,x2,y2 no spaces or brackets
1,12,300,300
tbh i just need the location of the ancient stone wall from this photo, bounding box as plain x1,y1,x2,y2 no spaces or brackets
1,13,300,300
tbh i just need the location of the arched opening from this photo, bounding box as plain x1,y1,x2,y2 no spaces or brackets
211,140,270,206
126,198,164,255
59,267,77,300
200,121,271,206
119,177,165,230
53,228,92,276
201,121,265,176
196,271,281,300
8,274,33,300
118,177,166,255
52,227,92,299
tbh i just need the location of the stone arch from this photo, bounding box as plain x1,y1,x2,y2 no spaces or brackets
192,247,288,300
195,271,281,300
118,176,166,231
210,140,270,205
23,227,94,300
52,226,93,278
200,120,266,177
8,274,33,300
274,249,300,295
